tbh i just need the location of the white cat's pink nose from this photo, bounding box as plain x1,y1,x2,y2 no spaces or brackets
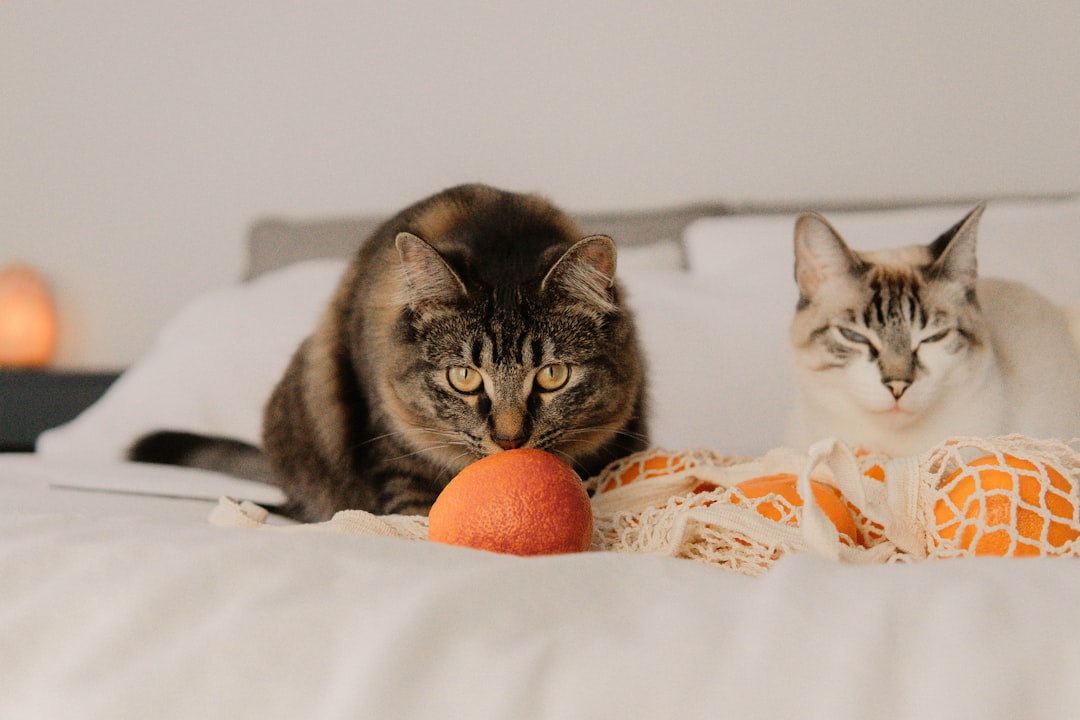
885,380,911,399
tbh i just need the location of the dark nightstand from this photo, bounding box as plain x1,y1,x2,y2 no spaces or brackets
0,368,122,452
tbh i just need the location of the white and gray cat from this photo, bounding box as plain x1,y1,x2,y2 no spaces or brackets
786,204,1080,457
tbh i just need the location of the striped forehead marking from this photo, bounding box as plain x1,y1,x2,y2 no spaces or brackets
467,330,543,369
863,271,927,329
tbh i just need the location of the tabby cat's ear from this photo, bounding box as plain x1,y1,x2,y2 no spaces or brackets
395,232,467,309
927,204,983,290
541,235,618,313
793,212,863,300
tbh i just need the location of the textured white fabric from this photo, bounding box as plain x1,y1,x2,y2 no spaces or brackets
4,455,1080,720
619,270,794,454
36,260,346,460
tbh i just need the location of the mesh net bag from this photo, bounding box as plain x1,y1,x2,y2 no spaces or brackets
789,434,1080,562
211,435,1080,576
588,447,807,577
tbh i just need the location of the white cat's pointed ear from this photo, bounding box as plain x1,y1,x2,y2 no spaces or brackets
541,235,618,313
928,204,983,290
793,212,863,300
395,232,467,309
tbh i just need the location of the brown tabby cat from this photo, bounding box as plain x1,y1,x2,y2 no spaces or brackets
131,184,648,520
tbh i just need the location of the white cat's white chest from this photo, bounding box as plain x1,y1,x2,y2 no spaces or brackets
786,356,1007,457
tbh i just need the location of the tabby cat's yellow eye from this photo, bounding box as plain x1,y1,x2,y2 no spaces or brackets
447,366,482,393
535,363,570,391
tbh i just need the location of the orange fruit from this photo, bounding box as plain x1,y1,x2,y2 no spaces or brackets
864,464,886,482
599,451,691,493
731,473,859,543
934,453,1079,556
853,447,887,482
428,448,593,556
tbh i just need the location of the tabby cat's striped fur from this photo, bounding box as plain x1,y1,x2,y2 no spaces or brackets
132,184,648,520
786,205,1080,457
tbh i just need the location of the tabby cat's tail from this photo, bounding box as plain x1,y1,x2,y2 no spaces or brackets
128,431,273,485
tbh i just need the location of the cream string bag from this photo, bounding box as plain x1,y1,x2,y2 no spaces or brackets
210,435,1080,576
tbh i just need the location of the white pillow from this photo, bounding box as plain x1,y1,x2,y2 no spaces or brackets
619,269,793,456
37,243,688,462
613,238,685,274
684,196,1080,306
37,260,347,460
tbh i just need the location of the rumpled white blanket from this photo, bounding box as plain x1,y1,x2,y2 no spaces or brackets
4,455,1080,719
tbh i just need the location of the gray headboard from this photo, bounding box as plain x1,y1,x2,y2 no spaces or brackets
245,202,729,280
244,194,1051,280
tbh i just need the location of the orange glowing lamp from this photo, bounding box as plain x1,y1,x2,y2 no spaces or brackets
0,264,58,367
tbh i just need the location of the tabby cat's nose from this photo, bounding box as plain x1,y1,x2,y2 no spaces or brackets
494,435,527,451
884,380,911,399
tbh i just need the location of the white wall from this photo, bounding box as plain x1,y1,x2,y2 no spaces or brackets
2,1,1077,368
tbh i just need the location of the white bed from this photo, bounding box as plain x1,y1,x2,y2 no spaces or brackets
5,195,1080,719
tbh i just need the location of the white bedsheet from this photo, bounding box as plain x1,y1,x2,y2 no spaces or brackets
3,455,1080,719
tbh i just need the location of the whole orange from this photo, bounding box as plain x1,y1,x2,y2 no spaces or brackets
732,473,859,543
428,448,593,555
934,453,1079,556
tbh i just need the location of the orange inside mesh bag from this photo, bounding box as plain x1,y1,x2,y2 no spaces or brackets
930,448,1080,557
587,447,893,576
587,436,1080,573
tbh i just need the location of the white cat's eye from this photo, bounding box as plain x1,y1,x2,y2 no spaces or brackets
837,327,871,345
920,328,952,344
447,366,483,393
535,363,570,391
